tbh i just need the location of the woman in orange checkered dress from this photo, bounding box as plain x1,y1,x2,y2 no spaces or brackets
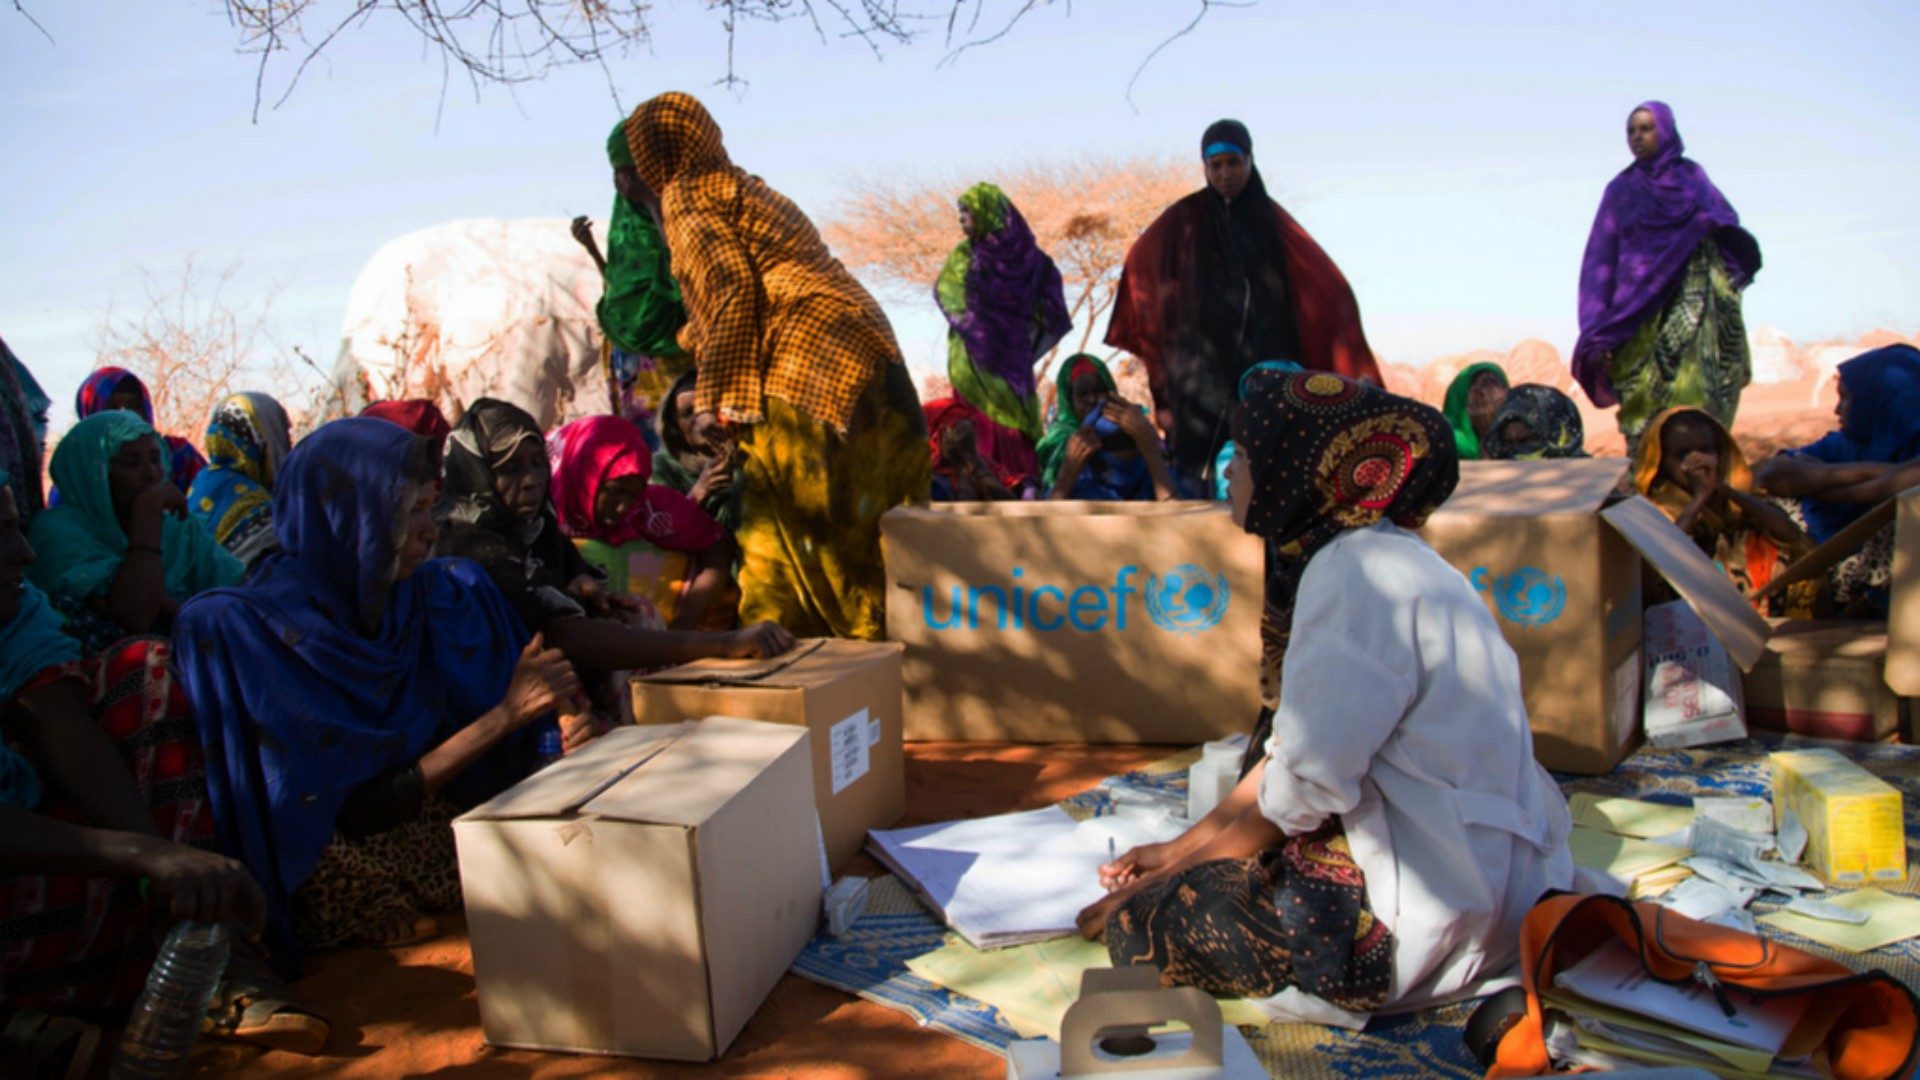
618,92,930,641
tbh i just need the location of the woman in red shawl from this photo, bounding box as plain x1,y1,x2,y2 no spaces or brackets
1105,120,1381,490
924,397,1028,501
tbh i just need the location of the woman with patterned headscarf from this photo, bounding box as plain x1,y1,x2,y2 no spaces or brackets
187,393,293,567
1077,371,1571,1025
935,181,1069,468
572,121,692,439
73,367,207,494
618,91,930,640
1480,384,1589,461
1106,119,1381,492
1573,102,1760,445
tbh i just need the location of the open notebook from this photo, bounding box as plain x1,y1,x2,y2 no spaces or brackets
867,805,1186,949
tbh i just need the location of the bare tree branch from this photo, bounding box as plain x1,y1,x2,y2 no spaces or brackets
1126,0,1253,112
10,0,52,43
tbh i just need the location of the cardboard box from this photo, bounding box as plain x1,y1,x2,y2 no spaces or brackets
630,639,905,869
881,501,1264,743
1418,460,1770,775
1744,619,1904,742
453,719,822,1060
1643,599,1747,749
1770,747,1907,886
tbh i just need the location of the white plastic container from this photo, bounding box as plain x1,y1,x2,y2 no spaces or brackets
1186,739,1245,823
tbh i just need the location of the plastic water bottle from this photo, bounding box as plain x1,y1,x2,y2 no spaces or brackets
110,920,231,1079
536,720,565,768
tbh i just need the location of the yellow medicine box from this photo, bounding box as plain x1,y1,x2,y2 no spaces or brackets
1771,748,1907,886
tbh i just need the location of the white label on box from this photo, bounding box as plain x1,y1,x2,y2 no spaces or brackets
868,715,882,747
829,708,872,795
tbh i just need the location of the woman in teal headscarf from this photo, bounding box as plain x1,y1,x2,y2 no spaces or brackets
935,182,1070,468
571,121,692,439
1442,363,1509,461
187,392,293,568
27,412,242,654
1038,355,1180,501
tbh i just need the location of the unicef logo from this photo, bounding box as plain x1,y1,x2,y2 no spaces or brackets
1145,565,1230,635
1471,566,1567,627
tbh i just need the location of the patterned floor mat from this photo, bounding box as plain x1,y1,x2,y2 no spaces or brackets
791,734,1920,1078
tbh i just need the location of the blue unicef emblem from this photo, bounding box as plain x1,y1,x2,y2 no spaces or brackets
1471,566,1566,627
1145,565,1230,634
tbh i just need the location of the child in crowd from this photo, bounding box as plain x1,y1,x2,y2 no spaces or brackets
1039,355,1182,501
1480,384,1589,461
653,370,741,533
925,397,1028,500
1632,406,1812,614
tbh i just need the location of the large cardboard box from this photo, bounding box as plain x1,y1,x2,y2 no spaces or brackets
1744,620,1904,742
453,719,821,1061
881,501,1264,743
1418,460,1769,775
630,639,905,869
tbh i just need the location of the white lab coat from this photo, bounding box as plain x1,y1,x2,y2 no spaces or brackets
1257,521,1573,1019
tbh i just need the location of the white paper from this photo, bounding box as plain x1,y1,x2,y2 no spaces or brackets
867,805,1185,948
1691,816,1773,865
1784,896,1872,925
1660,877,1750,922
1777,809,1809,865
1693,796,1774,837
828,707,871,795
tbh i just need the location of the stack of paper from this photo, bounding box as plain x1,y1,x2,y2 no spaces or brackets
1545,939,1841,1077
867,805,1185,949
1568,823,1692,899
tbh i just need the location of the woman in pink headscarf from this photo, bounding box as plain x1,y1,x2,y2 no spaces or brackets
1571,101,1761,446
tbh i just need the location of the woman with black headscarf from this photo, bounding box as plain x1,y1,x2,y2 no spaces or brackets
1105,120,1382,490
1075,371,1570,1024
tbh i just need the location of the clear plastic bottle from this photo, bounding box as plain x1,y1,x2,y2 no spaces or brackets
110,920,231,1079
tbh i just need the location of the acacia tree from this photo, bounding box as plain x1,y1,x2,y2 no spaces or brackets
824,156,1195,401
88,259,303,446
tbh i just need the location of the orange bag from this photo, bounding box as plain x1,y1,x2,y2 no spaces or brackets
1480,893,1919,1078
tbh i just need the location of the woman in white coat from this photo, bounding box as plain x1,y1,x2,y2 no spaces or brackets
1077,370,1573,1023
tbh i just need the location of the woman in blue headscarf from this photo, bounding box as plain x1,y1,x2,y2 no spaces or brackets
27,412,243,655
176,418,583,962
1755,344,1920,614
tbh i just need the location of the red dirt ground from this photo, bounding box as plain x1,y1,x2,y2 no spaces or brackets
186,742,1175,1079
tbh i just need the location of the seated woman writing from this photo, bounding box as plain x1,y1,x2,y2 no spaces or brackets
1076,372,1572,1023
1039,356,1182,501
175,418,585,961
545,414,737,631
1631,406,1811,614
439,399,791,672
1479,384,1589,461
27,412,243,655
1754,344,1920,617
0,477,323,1065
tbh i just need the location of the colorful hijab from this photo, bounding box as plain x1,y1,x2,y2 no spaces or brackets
361,399,452,442
1442,362,1508,461
924,396,1029,495
27,411,242,606
74,367,207,492
1105,119,1382,480
176,418,531,962
0,338,46,524
623,91,903,432
1789,344,1920,543
598,120,688,358
546,415,722,552
934,182,1070,440
1232,370,1457,765
1572,102,1762,406
187,392,292,567
440,398,598,631
1036,354,1118,490
1480,384,1588,461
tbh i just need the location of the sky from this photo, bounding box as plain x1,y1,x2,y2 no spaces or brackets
5,0,1918,431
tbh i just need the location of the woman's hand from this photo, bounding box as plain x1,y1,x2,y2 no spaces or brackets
134,838,266,937
569,216,595,249
722,621,797,659
1098,840,1180,892
1064,429,1098,471
689,456,733,505
133,479,187,522
500,634,581,729
1105,400,1158,451
558,710,600,754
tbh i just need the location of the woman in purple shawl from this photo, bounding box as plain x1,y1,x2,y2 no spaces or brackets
1572,102,1761,446
935,183,1071,465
